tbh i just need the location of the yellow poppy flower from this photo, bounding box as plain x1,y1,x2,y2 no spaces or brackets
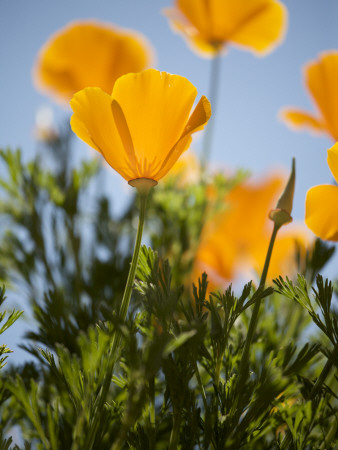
281,51,338,141
305,142,338,241
33,20,154,104
70,69,211,182
194,174,308,290
164,0,287,57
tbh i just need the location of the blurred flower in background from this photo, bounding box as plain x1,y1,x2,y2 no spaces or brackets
305,142,338,241
33,20,154,105
70,69,211,182
281,51,338,142
163,151,201,186
164,0,287,57
194,173,309,291
33,106,59,143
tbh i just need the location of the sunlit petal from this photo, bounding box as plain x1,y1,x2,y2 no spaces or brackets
70,69,210,182
280,109,326,135
155,96,211,179
70,88,135,180
305,184,338,241
112,69,203,179
305,52,338,141
165,0,287,57
327,142,338,184
227,0,287,55
163,152,201,186
283,51,338,142
34,20,154,104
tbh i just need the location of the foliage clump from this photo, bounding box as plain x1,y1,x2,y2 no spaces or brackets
0,136,336,449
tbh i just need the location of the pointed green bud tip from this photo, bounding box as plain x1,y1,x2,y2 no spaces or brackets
269,158,295,228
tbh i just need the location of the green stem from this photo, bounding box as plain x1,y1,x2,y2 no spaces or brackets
201,52,221,170
169,410,181,450
84,188,150,450
194,362,208,412
280,303,303,347
239,223,279,374
214,353,222,388
119,190,148,321
149,377,156,449
309,343,338,399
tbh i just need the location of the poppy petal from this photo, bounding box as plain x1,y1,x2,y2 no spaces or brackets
327,142,338,184
111,69,199,179
34,20,154,104
228,0,287,54
280,108,326,135
305,52,338,141
70,87,135,180
155,96,211,179
165,0,287,56
305,184,338,241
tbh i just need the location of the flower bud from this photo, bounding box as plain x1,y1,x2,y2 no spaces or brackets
269,158,295,228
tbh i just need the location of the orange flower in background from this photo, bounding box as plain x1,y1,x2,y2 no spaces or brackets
70,69,211,182
194,174,309,290
305,142,338,241
34,20,154,104
163,152,201,186
164,0,287,57
281,51,338,141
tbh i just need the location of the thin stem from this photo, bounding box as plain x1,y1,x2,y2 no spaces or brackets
280,303,303,347
149,377,156,449
194,362,208,412
214,353,222,388
84,189,149,450
169,410,181,450
309,343,338,399
119,191,147,320
201,52,221,170
239,223,279,373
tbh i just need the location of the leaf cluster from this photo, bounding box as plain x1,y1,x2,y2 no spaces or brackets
0,136,336,448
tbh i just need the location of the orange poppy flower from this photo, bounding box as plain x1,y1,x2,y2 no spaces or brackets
163,151,201,186
70,69,211,183
194,174,308,290
305,142,338,241
281,51,338,142
33,20,154,104
164,0,287,57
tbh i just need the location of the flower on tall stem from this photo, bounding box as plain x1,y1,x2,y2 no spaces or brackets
164,0,287,58
71,67,210,318
70,70,210,445
281,51,338,142
33,20,154,105
165,0,287,167
305,142,338,241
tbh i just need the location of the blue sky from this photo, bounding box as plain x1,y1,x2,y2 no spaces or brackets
1,0,338,359
1,1,338,215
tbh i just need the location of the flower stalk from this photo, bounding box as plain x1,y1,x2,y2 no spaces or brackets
239,158,296,376
201,52,221,169
84,179,155,450
239,222,279,374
